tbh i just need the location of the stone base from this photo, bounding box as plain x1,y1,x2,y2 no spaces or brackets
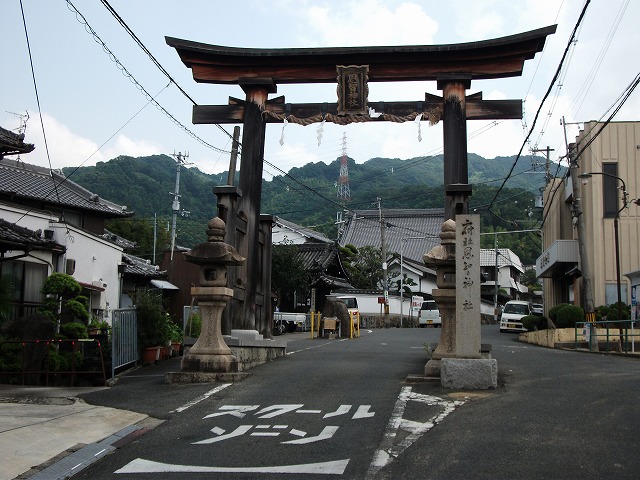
165,371,250,384
183,334,287,372
181,353,239,373
440,358,498,390
405,374,441,384
426,344,493,378
424,358,441,377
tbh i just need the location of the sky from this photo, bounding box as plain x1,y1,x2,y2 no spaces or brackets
1,0,638,186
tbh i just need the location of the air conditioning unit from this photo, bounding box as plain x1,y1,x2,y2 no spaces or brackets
65,259,76,275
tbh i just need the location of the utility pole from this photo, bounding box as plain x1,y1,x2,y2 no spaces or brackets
494,233,499,322
153,213,157,265
377,198,389,324
170,151,189,262
227,126,240,186
532,146,555,185
563,117,597,351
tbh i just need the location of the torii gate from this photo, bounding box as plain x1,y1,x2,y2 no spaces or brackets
167,25,555,335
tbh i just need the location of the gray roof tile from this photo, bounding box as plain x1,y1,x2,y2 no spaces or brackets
339,209,444,264
0,218,63,251
0,159,131,217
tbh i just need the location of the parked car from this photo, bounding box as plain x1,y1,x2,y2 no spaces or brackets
331,295,360,328
419,300,441,328
499,300,531,333
531,303,544,316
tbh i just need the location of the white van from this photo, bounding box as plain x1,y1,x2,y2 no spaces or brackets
419,300,441,327
329,295,360,328
499,300,531,333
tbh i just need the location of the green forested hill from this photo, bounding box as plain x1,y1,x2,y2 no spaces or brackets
64,152,553,265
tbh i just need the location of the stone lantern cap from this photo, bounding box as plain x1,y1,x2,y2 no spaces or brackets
185,217,245,266
423,219,456,267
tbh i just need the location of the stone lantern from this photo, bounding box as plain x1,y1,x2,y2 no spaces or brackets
423,219,457,377
180,216,245,374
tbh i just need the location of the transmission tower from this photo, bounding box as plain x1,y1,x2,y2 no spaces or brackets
336,132,351,202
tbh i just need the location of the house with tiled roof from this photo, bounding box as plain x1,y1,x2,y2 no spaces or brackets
479,248,528,302
337,209,443,298
0,126,34,157
0,153,133,324
271,217,352,312
273,216,333,244
99,229,176,307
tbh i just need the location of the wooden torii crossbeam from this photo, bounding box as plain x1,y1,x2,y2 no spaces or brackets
166,25,556,333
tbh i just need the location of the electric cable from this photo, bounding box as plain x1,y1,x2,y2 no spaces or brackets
487,0,592,215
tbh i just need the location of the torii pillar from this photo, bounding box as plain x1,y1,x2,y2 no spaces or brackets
236,79,276,330
439,74,472,220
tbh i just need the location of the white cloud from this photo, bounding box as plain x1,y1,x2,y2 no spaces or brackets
9,113,164,170
103,135,161,160
298,1,438,46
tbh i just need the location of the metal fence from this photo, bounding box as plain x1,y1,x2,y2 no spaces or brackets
111,308,137,378
575,319,638,353
0,339,107,386
7,301,43,321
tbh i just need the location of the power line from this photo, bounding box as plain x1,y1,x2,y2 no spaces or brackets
64,0,230,155
487,0,592,214
100,0,197,106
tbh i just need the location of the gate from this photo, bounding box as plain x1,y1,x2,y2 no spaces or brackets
112,308,137,378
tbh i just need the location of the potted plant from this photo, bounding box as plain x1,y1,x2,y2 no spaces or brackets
169,321,183,356
88,317,101,336
135,291,171,364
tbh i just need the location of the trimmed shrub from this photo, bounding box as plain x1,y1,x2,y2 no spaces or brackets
596,302,631,321
548,303,568,323
522,315,547,331
60,321,88,339
555,304,585,328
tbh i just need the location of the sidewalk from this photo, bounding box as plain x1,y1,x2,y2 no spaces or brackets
0,383,149,480
0,332,314,479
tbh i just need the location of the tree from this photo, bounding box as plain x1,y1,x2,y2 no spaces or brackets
520,268,541,291
391,274,417,296
106,217,171,261
271,242,310,311
39,273,90,339
340,245,383,290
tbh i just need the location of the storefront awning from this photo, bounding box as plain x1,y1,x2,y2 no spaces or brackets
536,240,579,278
79,281,105,292
150,279,179,290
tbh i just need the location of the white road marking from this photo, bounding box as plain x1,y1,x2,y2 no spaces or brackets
352,405,375,419
296,409,322,414
171,383,232,413
366,386,465,478
324,405,352,418
286,341,335,355
256,404,304,418
204,405,259,419
115,458,350,475
281,426,339,444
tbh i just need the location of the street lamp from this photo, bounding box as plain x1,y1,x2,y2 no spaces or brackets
578,171,628,321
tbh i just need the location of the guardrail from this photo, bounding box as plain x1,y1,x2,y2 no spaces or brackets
574,320,638,353
0,338,107,386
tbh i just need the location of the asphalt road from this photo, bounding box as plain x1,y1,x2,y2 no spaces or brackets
75,325,640,479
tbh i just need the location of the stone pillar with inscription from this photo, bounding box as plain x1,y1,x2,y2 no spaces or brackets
424,215,497,388
454,215,481,358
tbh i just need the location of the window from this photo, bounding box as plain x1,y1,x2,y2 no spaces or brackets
0,260,47,304
603,163,619,218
